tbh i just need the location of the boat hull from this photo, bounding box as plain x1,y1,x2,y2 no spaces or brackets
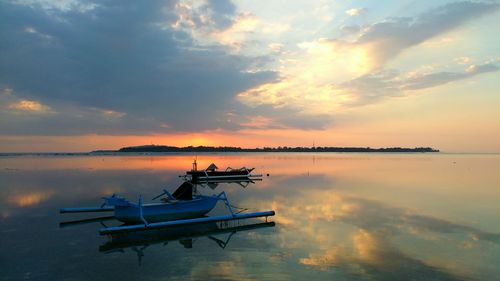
114,196,218,224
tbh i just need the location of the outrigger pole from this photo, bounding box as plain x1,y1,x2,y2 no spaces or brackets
60,206,114,213
99,211,275,235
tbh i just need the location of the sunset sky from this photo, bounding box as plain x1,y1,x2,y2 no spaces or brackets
1,0,499,152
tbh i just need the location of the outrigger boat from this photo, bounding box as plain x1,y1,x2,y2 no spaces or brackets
60,181,274,235
103,182,217,224
185,160,262,182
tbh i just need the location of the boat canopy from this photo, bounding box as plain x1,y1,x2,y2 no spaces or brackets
206,163,218,172
172,181,193,200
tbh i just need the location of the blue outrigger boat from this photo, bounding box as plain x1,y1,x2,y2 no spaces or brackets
103,182,218,224
60,181,275,235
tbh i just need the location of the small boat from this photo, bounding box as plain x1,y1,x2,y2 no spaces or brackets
60,180,275,234
60,181,217,224
186,160,260,181
102,182,219,224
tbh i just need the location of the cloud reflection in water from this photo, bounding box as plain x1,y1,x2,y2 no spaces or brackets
268,187,500,280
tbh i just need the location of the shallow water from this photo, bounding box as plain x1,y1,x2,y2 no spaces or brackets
1,153,499,281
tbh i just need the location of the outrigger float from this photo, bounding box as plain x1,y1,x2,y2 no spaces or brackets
185,160,262,182
60,181,274,235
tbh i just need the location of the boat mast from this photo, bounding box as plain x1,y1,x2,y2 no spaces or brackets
192,158,198,171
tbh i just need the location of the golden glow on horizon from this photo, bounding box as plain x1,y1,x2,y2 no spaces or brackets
2,104,500,154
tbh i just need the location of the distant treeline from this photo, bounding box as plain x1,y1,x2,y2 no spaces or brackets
115,145,439,153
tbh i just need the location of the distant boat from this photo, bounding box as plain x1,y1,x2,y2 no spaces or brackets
186,160,260,181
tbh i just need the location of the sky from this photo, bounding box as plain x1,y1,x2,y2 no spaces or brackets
0,0,499,152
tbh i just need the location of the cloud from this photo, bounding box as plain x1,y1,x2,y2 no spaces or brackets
1,1,499,137
1,89,55,114
8,99,54,114
170,0,236,32
324,2,500,72
334,70,402,106
345,8,367,17
170,1,289,53
356,1,500,67
13,0,99,14
268,43,284,52
335,62,499,105
234,104,332,130
236,2,500,113
340,25,361,35
0,0,280,135
454,56,473,64
402,63,498,90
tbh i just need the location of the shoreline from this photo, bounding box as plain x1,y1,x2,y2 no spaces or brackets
2,151,445,157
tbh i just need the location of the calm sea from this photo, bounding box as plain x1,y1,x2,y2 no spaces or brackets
1,153,499,281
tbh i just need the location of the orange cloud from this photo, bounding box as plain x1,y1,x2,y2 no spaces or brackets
8,99,53,113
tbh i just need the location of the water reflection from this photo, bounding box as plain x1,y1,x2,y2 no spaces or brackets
268,186,500,280
1,154,499,280
194,178,261,190
100,220,275,266
8,190,53,207
300,228,466,281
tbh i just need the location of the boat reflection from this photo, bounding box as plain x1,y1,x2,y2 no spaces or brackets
192,178,262,190
99,220,275,265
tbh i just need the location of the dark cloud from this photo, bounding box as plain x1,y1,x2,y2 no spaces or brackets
356,1,500,66
0,0,279,135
